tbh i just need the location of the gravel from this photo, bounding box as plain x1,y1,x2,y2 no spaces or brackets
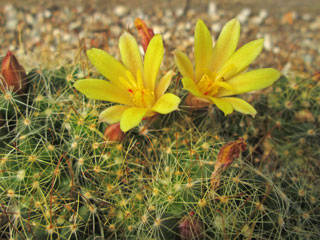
0,1,319,76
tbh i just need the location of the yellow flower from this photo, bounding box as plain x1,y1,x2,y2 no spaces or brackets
74,32,180,132
174,18,280,116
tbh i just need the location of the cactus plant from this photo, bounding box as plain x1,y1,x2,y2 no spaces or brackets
1,33,319,240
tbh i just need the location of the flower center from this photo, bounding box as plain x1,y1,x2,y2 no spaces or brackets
197,74,219,96
197,72,233,96
130,88,155,108
125,69,155,108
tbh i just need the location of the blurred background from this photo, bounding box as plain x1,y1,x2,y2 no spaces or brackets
0,0,319,75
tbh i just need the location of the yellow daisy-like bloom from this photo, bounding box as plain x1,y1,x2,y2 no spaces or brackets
174,18,280,116
74,32,180,132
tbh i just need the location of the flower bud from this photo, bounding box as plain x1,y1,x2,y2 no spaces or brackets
134,18,154,53
104,123,125,142
1,51,27,94
179,211,204,240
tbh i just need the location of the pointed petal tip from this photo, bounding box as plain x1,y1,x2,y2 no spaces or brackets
196,18,205,26
228,18,240,27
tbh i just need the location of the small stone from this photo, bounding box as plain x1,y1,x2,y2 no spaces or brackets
211,23,221,33
110,25,121,36
310,17,320,30
252,9,268,25
237,8,251,23
25,14,34,25
114,5,128,17
282,11,297,25
175,8,184,18
273,46,280,54
153,25,165,34
165,9,173,17
208,2,217,15
163,32,171,41
43,10,52,18
302,13,312,21
6,19,19,31
185,22,192,30
186,9,196,18
281,62,292,76
263,34,272,51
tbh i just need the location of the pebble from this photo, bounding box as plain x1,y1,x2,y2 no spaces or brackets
273,46,280,54
25,14,34,25
310,16,320,30
208,2,217,16
252,9,268,25
0,1,319,75
153,25,165,34
110,25,122,36
6,19,18,31
44,10,52,18
175,8,184,18
302,13,312,21
263,34,272,51
237,8,251,23
114,5,128,17
163,32,172,41
211,23,221,33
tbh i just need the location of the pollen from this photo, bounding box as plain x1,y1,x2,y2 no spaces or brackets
131,88,155,108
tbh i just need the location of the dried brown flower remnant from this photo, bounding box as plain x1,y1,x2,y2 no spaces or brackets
104,123,125,142
1,51,27,94
211,137,246,189
134,18,154,53
179,211,204,240
185,93,210,109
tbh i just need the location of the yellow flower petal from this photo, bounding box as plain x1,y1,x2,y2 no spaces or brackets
120,107,148,132
119,32,143,79
155,70,175,99
194,19,213,83
152,93,180,114
173,50,194,80
221,97,257,116
144,35,163,90
218,39,264,80
74,79,132,105
86,48,129,89
210,97,233,116
99,105,129,124
210,18,240,72
217,68,280,97
181,77,203,98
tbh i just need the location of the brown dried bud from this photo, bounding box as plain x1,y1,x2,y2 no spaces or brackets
211,138,246,189
1,51,27,94
185,93,210,109
179,211,204,240
104,123,125,142
216,137,246,170
134,18,154,53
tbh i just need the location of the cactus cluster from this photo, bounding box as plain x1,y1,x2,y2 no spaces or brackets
1,57,319,239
